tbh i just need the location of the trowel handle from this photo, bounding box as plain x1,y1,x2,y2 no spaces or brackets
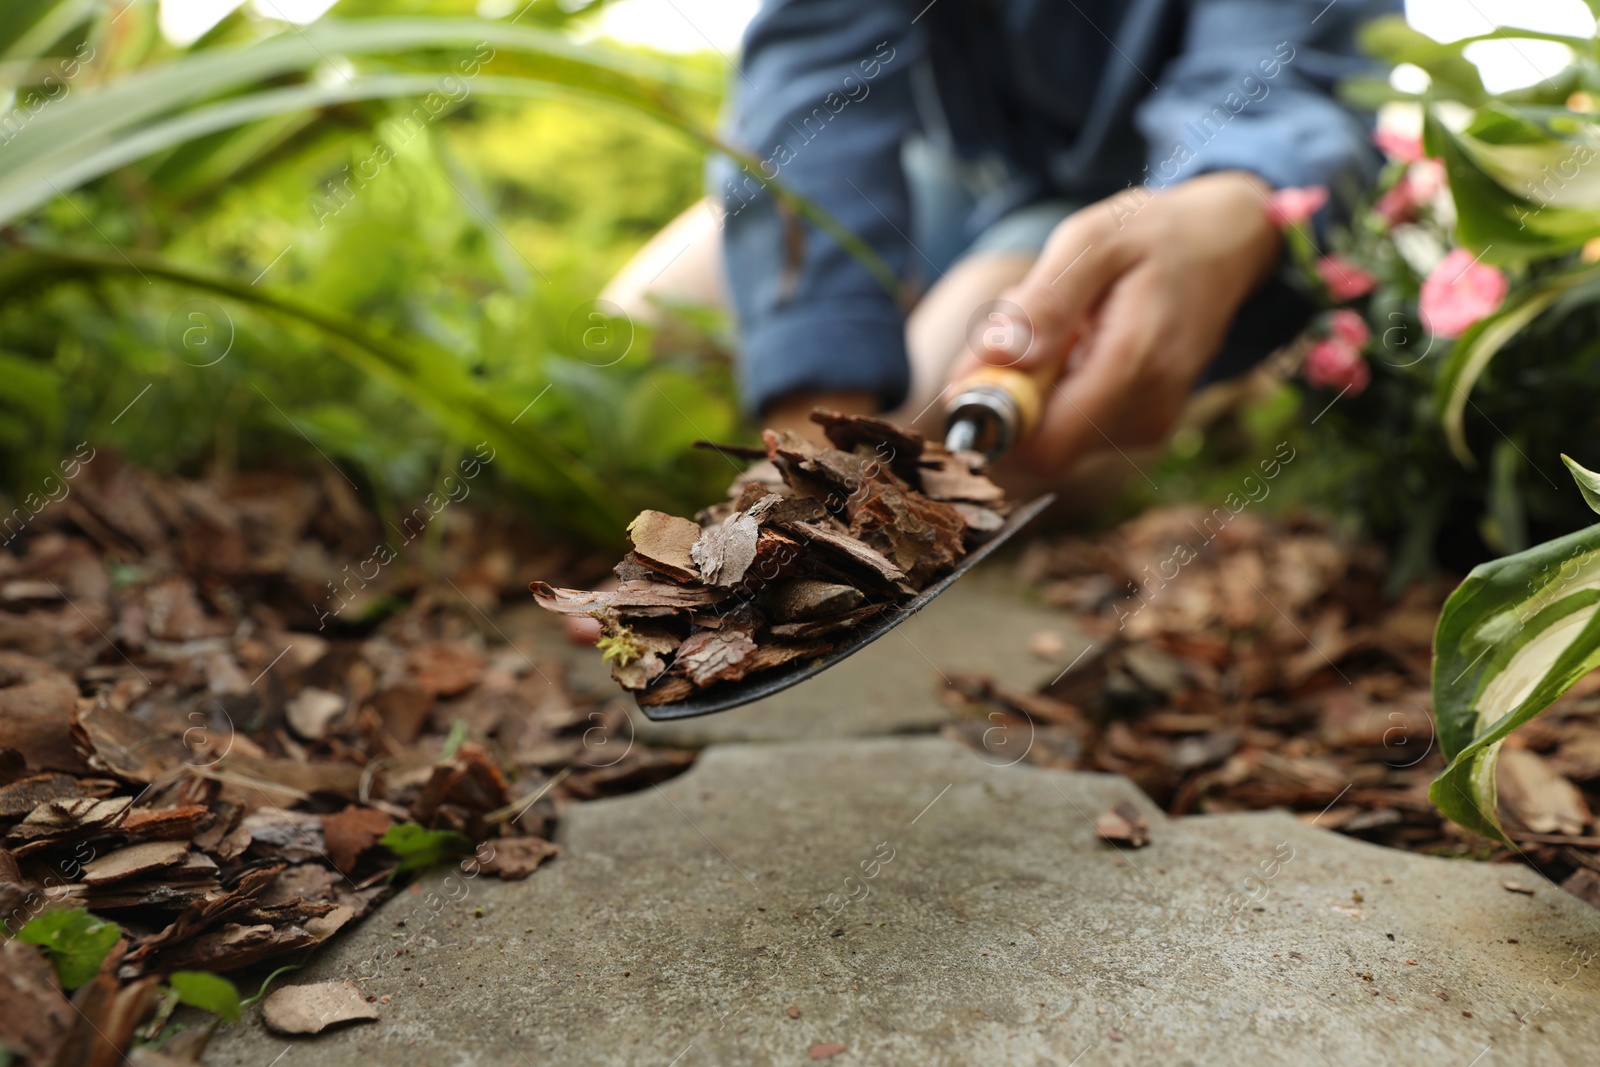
947,364,1049,440
941,355,1063,459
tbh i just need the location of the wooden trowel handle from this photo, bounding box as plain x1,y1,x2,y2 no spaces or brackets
942,356,1062,459
953,364,1049,437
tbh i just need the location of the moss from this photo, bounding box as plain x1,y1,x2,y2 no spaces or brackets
596,626,646,668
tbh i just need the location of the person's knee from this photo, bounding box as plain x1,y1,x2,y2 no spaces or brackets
598,272,656,324
599,197,726,326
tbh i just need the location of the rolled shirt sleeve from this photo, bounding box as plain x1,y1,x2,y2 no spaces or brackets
718,0,922,414
1134,0,1401,197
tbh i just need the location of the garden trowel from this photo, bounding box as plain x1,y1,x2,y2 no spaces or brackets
639,360,1056,722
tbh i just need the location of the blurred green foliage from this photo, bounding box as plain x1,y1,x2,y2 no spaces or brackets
0,0,740,547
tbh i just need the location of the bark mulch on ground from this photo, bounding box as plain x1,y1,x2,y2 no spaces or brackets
942,504,1600,910
0,455,691,1065
8,448,1600,1062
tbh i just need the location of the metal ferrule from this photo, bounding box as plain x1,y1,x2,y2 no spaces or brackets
943,384,1022,460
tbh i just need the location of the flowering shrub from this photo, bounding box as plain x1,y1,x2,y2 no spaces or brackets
1271,15,1600,839
1268,18,1600,584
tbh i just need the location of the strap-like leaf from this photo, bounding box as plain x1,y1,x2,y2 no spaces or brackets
0,0,95,65
0,72,690,223
0,17,710,194
0,18,903,300
1435,282,1568,468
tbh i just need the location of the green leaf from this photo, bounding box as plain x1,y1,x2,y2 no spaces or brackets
0,17,714,223
0,13,900,304
15,908,121,990
621,368,735,464
379,823,473,873
1563,454,1600,515
0,242,630,544
1358,15,1487,104
1427,107,1600,262
1448,26,1599,54
0,66,899,302
1430,521,1600,843
0,0,96,66
1459,108,1600,207
0,350,65,437
168,971,241,1023
1338,74,1422,109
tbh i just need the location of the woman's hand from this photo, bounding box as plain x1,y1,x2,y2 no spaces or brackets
947,170,1282,478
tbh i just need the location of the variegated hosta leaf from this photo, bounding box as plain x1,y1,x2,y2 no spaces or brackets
1430,458,1600,842
1563,454,1600,514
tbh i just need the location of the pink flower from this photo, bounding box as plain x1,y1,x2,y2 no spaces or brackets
1373,127,1424,163
1266,185,1329,227
1420,248,1509,337
1316,255,1377,300
1303,337,1371,395
1409,159,1446,200
1374,160,1447,226
1326,309,1370,348
1374,185,1412,226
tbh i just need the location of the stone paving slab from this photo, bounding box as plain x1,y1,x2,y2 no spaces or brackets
209,737,1600,1067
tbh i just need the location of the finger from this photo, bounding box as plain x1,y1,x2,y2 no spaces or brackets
977,209,1133,373
1019,265,1165,470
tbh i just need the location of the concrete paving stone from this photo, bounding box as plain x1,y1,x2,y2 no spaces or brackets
208,736,1600,1067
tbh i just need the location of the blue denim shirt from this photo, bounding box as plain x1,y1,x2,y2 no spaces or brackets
716,0,1401,414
